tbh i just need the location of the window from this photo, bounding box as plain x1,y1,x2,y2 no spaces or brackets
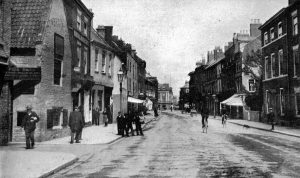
17,111,27,126
76,41,81,68
265,56,271,79
278,22,282,37
278,49,286,75
266,90,270,113
102,51,106,73
293,45,299,77
54,59,62,85
264,32,268,45
296,93,300,116
292,11,298,35
84,46,88,74
270,28,275,41
98,90,103,111
271,53,278,77
77,9,82,31
95,49,99,72
83,16,88,36
249,79,255,92
108,54,112,76
54,34,64,85
280,88,285,116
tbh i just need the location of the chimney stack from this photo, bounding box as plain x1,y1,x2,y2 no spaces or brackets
96,25,105,38
250,19,261,37
104,26,113,43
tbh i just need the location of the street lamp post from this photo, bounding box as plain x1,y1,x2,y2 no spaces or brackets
117,67,124,114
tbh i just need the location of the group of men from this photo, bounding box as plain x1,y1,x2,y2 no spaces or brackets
116,110,144,137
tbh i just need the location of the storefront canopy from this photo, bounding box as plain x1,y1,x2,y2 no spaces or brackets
220,94,243,106
128,97,144,104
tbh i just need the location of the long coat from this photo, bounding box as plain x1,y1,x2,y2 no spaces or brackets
22,111,40,132
69,111,84,132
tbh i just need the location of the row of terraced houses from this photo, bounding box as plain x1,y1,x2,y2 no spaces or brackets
0,0,158,145
185,0,300,127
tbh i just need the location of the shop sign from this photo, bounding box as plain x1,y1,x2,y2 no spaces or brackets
4,67,41,80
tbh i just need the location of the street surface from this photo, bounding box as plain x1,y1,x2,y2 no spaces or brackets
50,111,300,178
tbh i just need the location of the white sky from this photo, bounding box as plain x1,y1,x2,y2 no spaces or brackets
82,0,287,96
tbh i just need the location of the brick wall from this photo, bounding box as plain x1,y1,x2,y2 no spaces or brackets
12,0,73,142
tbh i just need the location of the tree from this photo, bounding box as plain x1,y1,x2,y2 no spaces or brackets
242,49,263,112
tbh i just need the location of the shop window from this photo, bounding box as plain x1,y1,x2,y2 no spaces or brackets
17,111,26,126
296,93,300,116
293,45,299,77
280,89,285,116
98,90,103,111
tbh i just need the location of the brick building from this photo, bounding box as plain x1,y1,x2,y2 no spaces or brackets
260,0,300,125
64,0,94,124
145,74,158,110
90,26,115,123
0,0,12,145
9,0,73,142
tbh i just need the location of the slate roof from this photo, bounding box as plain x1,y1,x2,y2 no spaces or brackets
11,0,49,48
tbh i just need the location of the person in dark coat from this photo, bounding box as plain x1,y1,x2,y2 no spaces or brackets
103,108,108,127
22,105,40,149
92,108,100,125
124,113,130,137
267,108,275,130
135,111,144,136
201,107,209,128
116,112,124,136
78,105,85,140
127,110,135,136
69,106,84,144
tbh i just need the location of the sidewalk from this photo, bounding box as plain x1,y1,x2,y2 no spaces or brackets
0,150,77,178
0,112,157,178
213,115,300,138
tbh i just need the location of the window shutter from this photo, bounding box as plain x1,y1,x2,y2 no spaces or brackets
47,109,53,129
62,109,68,127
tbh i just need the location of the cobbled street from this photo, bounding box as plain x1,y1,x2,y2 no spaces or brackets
49,111,300,178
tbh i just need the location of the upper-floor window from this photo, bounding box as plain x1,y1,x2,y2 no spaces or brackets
95,49,99,72
83,16,88,36
264,32,268,45
102,51,106,73
84,46,88,74
278,22,283,37
292,10,298,36
77,9,82,31
293,45,300,77
249,79,255,92
265,56,271,79
76,41,81,69
54,34,64,86
278,49,286,75
271,53,278,77
270,28,275,41
108,54,112,76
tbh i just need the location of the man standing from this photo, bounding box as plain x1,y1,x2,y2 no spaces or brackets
201,107,209,128
127,110,135,136
22,105,40,149
135,111,144,136
92,107,100,126
116,112,124,136
267,108,275,130
69,106,84,144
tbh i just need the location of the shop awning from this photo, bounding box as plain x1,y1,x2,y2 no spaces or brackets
128,97,144,103
220,94,243,106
